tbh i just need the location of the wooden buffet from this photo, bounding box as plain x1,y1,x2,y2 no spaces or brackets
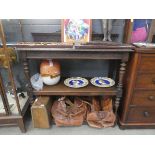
15,42,134,126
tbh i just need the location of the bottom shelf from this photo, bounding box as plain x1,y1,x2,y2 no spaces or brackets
31,96,116,129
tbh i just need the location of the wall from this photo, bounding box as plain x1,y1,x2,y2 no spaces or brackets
2,19,125,42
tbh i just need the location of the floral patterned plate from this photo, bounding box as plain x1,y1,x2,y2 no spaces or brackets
90,77,115,87
64,77,88,88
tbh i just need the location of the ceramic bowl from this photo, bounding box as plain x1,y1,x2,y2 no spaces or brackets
42,75,60,86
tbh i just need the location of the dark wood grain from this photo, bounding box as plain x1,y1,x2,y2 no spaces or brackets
16,41,132,128
138,54,155,73
0,115,26,133
115,60,127,123
127,107,155,123
23,58,34,104
24,51,129,61
33,79,117,96
119,48,155,129
135,73,155,89
131,90,155,107
120,53,140,123
119,118,155,129
15,42,134,49
16,48,134,53
123,19,133,43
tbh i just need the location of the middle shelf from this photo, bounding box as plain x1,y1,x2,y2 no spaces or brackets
33,78,117,96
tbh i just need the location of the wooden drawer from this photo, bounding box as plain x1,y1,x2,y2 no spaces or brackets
131,90,155,107
127,107,155,123
139,54,155,73
135,73,155,89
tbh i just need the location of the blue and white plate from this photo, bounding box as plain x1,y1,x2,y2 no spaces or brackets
90,77,115,87
64,77,88,88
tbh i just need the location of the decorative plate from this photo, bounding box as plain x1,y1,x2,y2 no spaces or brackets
64,77,88,88
90,77,115,87
133,42,155,48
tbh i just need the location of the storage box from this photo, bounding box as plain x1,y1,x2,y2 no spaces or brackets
31,97,52,128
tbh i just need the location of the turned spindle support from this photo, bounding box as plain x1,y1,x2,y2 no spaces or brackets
115,61,127,122
23,58,34,105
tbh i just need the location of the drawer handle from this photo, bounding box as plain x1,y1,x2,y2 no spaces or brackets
152,78,155,84
143,111,150,117
148,95,155,101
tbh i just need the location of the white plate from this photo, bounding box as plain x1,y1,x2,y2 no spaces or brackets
133,42,155,48
90,77,115,87
64,77,88,88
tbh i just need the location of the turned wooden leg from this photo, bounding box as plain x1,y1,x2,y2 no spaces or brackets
18,118,26,133
23,58,34,105
115,97,121,117
115,61,127,124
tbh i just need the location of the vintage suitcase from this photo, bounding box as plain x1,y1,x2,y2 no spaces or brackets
31,96,52,128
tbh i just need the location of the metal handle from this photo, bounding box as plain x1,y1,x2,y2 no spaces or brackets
143,111,150,117
152,78,155,84
148,95,155,101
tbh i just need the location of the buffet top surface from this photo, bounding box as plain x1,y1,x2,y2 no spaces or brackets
14,41,135,51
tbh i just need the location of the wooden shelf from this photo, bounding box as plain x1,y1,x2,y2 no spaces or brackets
16,42,132,130
33,79,117,96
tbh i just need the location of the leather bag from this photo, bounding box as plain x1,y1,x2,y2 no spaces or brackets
87,97,116,128
51,97,87,126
